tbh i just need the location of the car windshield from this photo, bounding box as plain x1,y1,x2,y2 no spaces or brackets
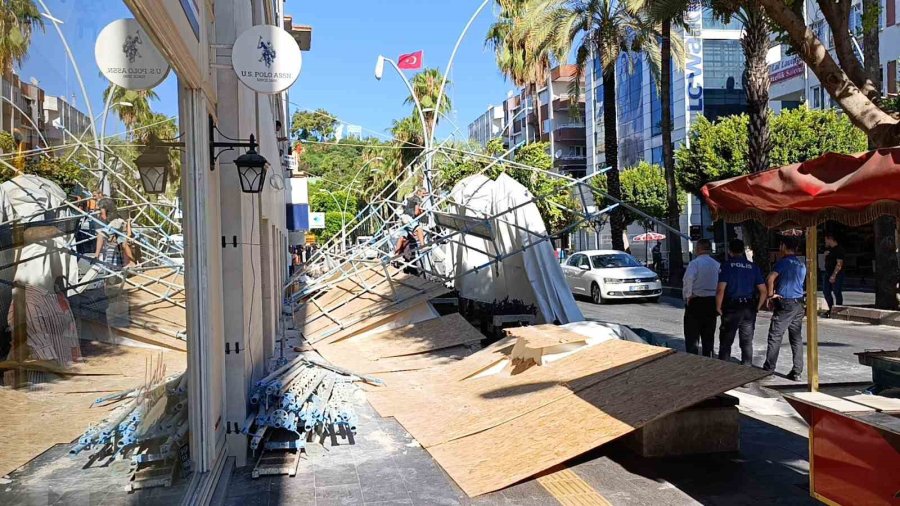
591,254,640,269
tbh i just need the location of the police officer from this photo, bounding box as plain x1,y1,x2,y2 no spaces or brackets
716,239,766,366
763,236,808,381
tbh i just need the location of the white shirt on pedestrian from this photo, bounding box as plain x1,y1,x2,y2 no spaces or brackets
683,254,720,300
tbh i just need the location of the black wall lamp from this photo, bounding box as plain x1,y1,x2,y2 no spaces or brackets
134,134,184,195
209,117,270,194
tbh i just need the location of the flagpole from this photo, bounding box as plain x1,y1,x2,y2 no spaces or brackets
375,56,431,195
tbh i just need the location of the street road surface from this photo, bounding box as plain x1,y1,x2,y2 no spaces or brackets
577,295,899,384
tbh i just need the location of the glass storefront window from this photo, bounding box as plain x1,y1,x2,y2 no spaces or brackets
1,1,194,502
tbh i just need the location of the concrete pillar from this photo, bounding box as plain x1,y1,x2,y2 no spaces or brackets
214,0,266,467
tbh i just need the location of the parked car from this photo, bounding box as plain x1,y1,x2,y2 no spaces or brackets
562,250,662,304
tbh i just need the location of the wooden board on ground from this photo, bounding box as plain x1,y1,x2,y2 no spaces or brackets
315,313,483,377
367,339,672,448
294,267,448,344
425,352,767,496
0,341,186,477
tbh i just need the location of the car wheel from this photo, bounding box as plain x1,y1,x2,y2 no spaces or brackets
591,283,603,304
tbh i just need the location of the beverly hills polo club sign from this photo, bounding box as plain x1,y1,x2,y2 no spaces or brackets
95,19,170,90
232,25,302,94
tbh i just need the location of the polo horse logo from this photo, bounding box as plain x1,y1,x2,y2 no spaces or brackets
123,31,143,63
258,36,276,68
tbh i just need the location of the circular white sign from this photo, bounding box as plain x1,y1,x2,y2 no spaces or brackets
232,25,302,94
95,19,170,90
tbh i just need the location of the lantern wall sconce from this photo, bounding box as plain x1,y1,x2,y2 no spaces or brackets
134,135,184,195
209,117,270,194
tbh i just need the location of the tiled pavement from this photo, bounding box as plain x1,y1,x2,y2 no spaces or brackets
0,386,817,505
220,394,817,506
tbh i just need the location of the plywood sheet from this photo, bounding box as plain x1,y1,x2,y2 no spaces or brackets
295,267,448,344
427,352,767,496
315,313,483,375
505,324,590,348
367,339,671,448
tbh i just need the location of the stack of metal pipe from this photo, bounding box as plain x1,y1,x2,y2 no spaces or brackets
70,372,188,464
244,356,358,451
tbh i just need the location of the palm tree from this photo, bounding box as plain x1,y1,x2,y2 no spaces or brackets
631,0,688,281
486,1,551,143
642,0,772,270
525,0,667,251
0,0,43,74
102,84,158,138
405,68,452,142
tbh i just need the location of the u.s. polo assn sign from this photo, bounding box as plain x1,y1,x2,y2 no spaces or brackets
232,25,302,94
95,19,170,90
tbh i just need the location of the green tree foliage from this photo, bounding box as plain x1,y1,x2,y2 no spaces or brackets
308,181,357,216
486,137,505,157
675,106,868,195
319,211,353,243
0,0,42,73
406,68,451,140
102,84,159,135
291,108,337,141
611,161,685,226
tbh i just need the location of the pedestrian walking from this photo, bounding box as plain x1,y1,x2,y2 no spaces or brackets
822,232,845,317
762,236,808,381
682,239,720,357
716,239,766,365
651,241,662,272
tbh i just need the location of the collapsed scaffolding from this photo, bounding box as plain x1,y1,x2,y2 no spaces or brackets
281,140,773,498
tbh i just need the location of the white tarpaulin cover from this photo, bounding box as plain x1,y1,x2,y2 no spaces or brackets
446,174,582,324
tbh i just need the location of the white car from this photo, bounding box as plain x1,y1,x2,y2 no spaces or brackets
562,250,662,304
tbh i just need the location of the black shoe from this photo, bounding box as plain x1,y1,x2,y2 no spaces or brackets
786,372,801,381
823,310,831,319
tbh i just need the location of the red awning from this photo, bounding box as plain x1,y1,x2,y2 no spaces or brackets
701,148,900,227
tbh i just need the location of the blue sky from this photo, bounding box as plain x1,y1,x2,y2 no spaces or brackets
15,1,511,143
284,0,513,140
17,0,179,138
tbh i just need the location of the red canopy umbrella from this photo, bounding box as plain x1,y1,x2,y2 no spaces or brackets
632,231,666,242
702,147,900,506
702,148,900,227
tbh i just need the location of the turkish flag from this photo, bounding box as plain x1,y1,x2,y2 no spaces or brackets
397,50,423,70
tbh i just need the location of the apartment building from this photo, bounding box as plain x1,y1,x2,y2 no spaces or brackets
467,65,587,176
0,72,90,150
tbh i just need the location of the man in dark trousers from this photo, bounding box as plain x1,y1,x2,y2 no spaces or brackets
822,232,845,317
716,239,766,365
682,239,720,356
763,236,808,381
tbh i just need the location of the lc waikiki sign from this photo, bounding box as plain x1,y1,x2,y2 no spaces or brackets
95,19,170,90
683,2,704,137
232,25,302,94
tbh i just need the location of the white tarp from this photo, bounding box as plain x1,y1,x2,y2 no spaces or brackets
446,174,582,324
447,174,497,302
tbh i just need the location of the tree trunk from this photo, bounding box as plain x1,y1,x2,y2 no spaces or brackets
758,0,900,147
602,68,625,251
660,19,684,284
861,0,900,309
742,5,773,273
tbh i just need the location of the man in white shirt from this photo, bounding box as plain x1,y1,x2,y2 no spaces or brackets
682,239,720,356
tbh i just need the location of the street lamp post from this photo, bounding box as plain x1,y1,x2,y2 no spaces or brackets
374,0,491,212
374,55,432,200
99,96,133,194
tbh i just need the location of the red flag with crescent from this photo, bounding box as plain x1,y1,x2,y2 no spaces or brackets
397,50,423,70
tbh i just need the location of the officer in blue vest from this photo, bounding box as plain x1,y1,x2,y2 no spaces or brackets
716,239,766,365
763,236,808,381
